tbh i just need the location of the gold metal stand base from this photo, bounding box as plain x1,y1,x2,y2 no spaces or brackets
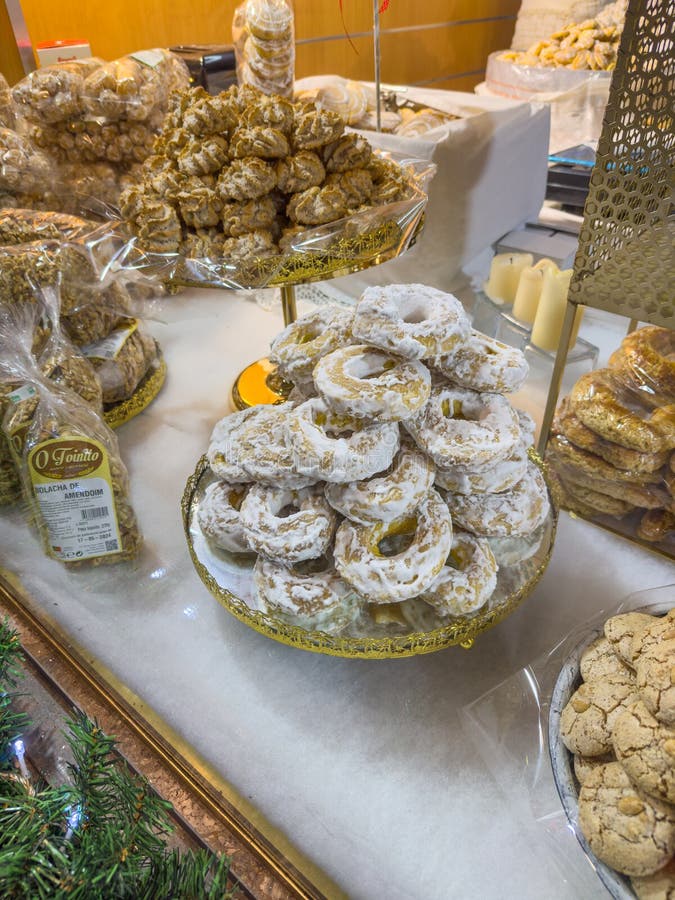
231,358,293,410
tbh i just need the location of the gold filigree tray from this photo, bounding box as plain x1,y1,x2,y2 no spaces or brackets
181,454,558,659
103,347,167,430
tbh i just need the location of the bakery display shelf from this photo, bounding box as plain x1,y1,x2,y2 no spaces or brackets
103,345,167,430
182,452,558,660
547,596,672,900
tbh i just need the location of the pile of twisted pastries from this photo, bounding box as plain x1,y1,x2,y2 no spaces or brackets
560,607,675,894
198,284,551,634
501,0,627,71
119,84,414,263
549,325,675,547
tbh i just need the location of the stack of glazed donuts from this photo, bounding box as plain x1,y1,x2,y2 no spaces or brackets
549,325,675,547
198,283,552,634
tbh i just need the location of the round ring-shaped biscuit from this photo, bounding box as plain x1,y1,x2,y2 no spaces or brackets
436,330,529,393
443,461,550,537
404,385,520,467
269,306,353,385
619,326,675,403
207,404,314,488
286,398,400,483
197,480,252,554
569,371,675,454
324,441,435,524
239,483,336,563
420,529,497,616
435,441,528,494
333,489,452,603
352,283,470,360
253,554,362,634
313,344,431,422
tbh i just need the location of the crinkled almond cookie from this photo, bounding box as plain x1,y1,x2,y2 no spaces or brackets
578,762,675,876
632,611,675,663
605,613,659,668
613,700,675,803
573,752,615,786
580,635,635,683
560,680,639,756
637,640,675,727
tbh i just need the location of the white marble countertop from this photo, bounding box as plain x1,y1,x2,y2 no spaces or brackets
1,287,672,899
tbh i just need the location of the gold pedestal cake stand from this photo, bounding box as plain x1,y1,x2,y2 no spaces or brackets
182,453,558,659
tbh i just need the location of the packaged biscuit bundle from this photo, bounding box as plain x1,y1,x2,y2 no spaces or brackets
0,73,16,130
0,306,142,565
547,325,675,552
0,127,55,208
79,318,160,406
233,0,295,97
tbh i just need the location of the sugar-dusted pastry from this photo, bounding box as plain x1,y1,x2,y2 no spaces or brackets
313,344,431,422
322,133,372,174
292,107,344,150
198,480,252,554
177,136,229,175
270,306,354,386
436,331,529,394
333,489,452,603
217,157,278,201
222,196,277,237
325,440,435,525
435,441,528,495
221,229,278,261
443,462,550,538
229,126,289,159
420,529,498,617
276,151,325,194
240,483,336,563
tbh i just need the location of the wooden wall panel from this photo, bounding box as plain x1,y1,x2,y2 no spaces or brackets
6,0,516,90
0,2,27,84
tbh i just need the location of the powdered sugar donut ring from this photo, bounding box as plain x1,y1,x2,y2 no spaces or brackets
333,489,452,603
420,530,497,616
325,441,435,524
253,554,362,633
287,398,399,483
404,386,520,467
443,461,550,537
239,483,336,562
435,440,528,494
352,284,470,360
270,306,353,385
313,344,431,422
198,480,251,554
207,404,313,488
436,330,529,393
517,409,537,447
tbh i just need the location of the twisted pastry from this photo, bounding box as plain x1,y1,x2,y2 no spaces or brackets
177,136,229,175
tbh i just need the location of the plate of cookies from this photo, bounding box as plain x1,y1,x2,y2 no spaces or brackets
549,590,675,898
118,84,429,291
181,283,558,658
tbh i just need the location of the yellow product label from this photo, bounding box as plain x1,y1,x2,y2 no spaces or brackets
81,319,138,362
28,434,121,562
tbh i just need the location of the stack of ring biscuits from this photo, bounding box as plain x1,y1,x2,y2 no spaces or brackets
119,83,415,264
197,282,552,634
548,325,675,549
559,607,675,895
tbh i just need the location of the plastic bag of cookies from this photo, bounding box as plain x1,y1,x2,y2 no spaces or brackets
232,0,295,97
547,325,675,556
0,304,142,566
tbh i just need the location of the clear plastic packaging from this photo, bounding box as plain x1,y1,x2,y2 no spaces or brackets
0,305,142,566
546,326,675,557
233,0,295,98
0,73,16,130
115,83,431,289
79,318,160,406
461,584,675,900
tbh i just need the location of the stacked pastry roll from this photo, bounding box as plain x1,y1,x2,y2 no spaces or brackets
199,283,551,634
549,325,675,548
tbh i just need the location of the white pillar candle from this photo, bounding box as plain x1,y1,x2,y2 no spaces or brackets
530,268,573,352
483,252,534,305
512,258,559,323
